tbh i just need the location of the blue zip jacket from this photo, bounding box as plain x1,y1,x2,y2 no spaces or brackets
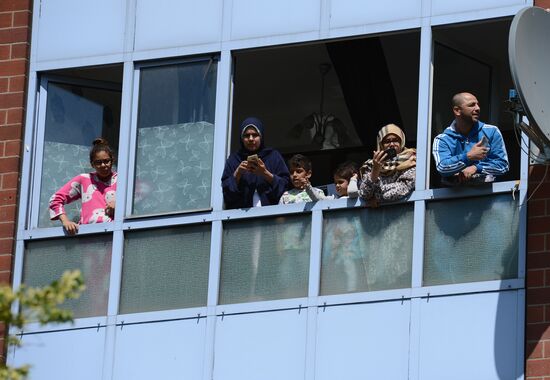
432,120,509,177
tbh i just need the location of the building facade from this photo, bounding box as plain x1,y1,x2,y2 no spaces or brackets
2,0,550,379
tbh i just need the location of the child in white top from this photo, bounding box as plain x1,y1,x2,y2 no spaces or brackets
279,154,324,204
305,160,359,200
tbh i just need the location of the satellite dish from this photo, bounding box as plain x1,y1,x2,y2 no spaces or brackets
509,6,550,155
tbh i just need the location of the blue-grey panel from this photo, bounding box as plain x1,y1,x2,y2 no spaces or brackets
231,0,320,40
418,291,518,380
424,194,519,286
330,0,422,29
214,309,307,380
113,318,206,379
36,0,125,62
134,0,223,51
315,301,410,379
431,0,525,16
11,328,106,380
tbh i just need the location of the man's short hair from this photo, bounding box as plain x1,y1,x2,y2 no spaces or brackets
334,161,358,181
288,154,312,172
452,92,470,108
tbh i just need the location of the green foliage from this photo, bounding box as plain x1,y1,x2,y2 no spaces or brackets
0,270,85,380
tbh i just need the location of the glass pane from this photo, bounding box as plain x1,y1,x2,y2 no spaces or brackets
424,194,519,286
132,59,217,215
39,82,121,227
120,224,211,314
321,205,414,295
220,215,311,304
23,235,112,318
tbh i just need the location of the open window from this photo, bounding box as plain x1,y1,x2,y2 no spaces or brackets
430,18,519,188
231,30,420,192
35,65,122,228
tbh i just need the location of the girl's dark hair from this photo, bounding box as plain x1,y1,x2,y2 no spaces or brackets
90,138,114,163
334,161,358,181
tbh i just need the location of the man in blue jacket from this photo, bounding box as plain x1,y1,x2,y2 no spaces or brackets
432,92,509,185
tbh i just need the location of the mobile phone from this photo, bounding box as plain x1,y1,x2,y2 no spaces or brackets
384,148,397,160
480,136,488,146
247,154,258,162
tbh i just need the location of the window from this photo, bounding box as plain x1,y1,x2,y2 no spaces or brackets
24,234,112,318
424,194,519,286
219,215,312,304
120,224,211,314
321,205,413,295
131,58,217,216
231,31,420,190
430,18,519,187
38,77,121,227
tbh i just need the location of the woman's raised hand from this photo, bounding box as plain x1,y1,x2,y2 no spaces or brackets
371,150,387,182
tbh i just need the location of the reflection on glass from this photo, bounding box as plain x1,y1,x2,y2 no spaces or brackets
424,194,519,286
120,225,210,314
220,215,311,304
132,59,217,215
39,82,121,227
321,205,413,295
23,235,112,318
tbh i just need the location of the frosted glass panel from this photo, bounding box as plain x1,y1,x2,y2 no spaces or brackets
120,225,210,314
220,215,311,304
424,194,519,285
24,235,112,318
321,204,413,295
132,60,217,215
39,82,120,227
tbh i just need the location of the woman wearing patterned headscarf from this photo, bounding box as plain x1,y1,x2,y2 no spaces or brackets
359,124,416,203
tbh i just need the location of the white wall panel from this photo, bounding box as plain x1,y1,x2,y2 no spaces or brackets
329,0,422,29
418,291,518,380
11,328,106,380
230,0,320,40
36,0,126,62
134,0,223,51
431,0,526,16
315,301,410,380
213,309,307,380
112,318,206,380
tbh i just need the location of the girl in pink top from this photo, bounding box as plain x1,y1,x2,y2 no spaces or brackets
49,138,117,235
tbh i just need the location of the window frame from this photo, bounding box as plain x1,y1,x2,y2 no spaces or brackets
125,55,221,219
27,74,122,231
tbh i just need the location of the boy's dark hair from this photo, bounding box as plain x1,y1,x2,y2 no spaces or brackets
288,154,312,172
334,161,358,181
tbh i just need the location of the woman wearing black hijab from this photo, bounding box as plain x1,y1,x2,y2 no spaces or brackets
222,117,290,209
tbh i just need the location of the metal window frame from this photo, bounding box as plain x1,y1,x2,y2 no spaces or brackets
26,75,123,230
124,55,221,219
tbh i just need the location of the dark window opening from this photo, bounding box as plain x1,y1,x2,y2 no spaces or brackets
231,31,420,189
430,18,519,188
